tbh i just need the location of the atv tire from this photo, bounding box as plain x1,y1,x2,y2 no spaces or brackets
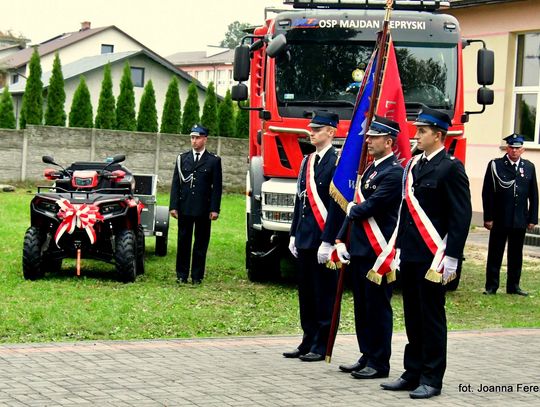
22,226,45,280
115,230,137,283
136,225,145,275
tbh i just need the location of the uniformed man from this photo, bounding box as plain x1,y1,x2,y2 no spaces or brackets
334,115,403,379
381,107,472,399
482,133,538,296
283,111,344,362
169,124,222,284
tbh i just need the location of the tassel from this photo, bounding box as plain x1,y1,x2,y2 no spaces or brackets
366,269,383,285
386,269,396,283
425,268,442,283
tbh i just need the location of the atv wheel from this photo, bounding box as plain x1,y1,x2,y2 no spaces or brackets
22,226,45,280
136,225,145,275
115,230,137,283
155,235,168,257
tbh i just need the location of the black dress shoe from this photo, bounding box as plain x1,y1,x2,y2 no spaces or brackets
282,348,304,358
351,366,389,379
508,288,528,296
299,352,324,362
483,289,496,295
339,361,365,373
380,377,418,391
176,278,188,284
409,384,441,399
192,279,202,285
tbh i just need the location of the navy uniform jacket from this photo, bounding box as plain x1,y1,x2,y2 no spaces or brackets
482,155,538,229
290,147,344,250
336,156,403,258
396,150,472,262
169,150,222,217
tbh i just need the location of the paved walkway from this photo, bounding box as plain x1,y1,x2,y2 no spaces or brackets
467,228,540,258
0,330,539,406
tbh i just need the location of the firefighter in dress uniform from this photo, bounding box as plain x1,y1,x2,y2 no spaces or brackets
283,111,344,362
169,124,223,284
333,115,404,379
381,107,472,399
482,133,538,296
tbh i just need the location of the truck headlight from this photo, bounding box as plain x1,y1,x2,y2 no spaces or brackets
263,211,294,223
263,193,295,207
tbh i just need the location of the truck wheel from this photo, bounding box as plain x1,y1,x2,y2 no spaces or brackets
22,226,45,280
136,225,145,275
115,230,137,283
246,226,280,282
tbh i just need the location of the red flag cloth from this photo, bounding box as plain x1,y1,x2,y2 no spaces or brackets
376,37,411,167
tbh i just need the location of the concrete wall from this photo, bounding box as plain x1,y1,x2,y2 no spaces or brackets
0,125,248,191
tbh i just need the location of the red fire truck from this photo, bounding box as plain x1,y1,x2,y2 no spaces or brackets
232,0,494,282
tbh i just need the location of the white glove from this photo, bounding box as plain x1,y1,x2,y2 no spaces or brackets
442,256,458,285
335,242,350,265
288,236,298,258
317,241,333,264
394,248,401,270
346,202,355,217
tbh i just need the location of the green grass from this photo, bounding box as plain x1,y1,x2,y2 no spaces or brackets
0,188,538,343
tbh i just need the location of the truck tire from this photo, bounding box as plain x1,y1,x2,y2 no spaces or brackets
136,225,145,275
246,220,280,282
22,226,45,280
115,230,137,283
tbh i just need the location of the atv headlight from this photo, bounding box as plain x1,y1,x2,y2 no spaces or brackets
100,202,125,216
35,199,58,215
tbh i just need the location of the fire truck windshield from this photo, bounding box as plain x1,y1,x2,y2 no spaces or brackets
275,41,457,119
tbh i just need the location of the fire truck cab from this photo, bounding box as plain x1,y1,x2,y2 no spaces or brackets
233,0,494,282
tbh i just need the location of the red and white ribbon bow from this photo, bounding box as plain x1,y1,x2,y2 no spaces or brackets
54,198,104,246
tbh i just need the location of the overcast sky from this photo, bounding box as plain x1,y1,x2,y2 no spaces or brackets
0,0,286,56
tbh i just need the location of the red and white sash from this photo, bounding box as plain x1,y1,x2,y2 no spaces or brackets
403,155,447,282
355,167,397,284
305,153,327,231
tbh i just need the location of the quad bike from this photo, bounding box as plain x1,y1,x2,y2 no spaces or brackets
22,154,162,282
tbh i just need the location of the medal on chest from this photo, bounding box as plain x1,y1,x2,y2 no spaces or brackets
364,170,377,190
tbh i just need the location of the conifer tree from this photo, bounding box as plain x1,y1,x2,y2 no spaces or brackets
95,63,116,129
19,47,43,128
136,80,158,132
44,53,66,126
201,81,218,137
68,76,93,128
181,82,200,134
235,101,249,138
160,76,181,134
0,87,16,129
115,62,136,131
218,89,235,137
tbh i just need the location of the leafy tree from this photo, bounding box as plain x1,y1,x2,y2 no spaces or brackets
137,80,158,132
218,89,235,137
95,64,116,129
220,21,251,49
160,76,182,134
68,76,93,128
19,47,43,128
0,87,16,129
181,82,200,134
44,53,66,126
115,62,136,131
235,101,249,138
200,81,218,137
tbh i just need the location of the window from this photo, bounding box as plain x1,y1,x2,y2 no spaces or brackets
101,44,114,54
131,67,145,87
11,74,19,84
513,32,540,143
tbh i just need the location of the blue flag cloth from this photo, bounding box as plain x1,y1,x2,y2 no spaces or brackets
330,50,378,211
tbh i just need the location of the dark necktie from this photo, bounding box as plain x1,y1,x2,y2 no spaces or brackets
314,154,320,167
512,163,517,172
195,152,200,163
417,157,427,172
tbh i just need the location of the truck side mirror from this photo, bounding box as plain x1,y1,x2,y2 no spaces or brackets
477,87,494,106
234,45,251,82
232,84,248,101
477,48,494,86
266,34,287,58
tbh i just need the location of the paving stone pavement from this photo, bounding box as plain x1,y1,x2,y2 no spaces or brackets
0,329,539,406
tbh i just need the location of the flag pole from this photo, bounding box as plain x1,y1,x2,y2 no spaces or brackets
325,0,395,364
